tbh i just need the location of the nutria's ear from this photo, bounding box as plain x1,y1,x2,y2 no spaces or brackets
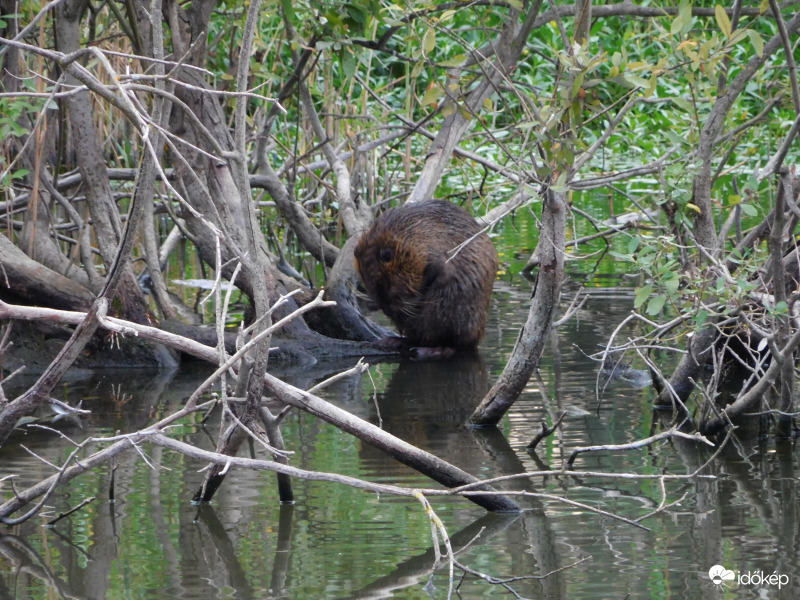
422,256,448,291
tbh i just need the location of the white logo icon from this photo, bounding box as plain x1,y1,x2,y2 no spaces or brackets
709,565,735,586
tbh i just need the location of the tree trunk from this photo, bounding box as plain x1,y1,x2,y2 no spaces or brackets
54,0,150,324
471,188,567,425
0,233,93,310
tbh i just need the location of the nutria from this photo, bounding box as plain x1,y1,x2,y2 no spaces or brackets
354,200,498,351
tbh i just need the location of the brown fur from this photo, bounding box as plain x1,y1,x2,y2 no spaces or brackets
354,200,498,349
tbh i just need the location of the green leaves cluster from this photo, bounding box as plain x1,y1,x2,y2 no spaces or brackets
0,95,42,187
613,235,682,317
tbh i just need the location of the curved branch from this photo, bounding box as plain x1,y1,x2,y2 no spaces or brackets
471,188,567,425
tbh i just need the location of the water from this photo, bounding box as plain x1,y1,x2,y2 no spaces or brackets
1,280,799,599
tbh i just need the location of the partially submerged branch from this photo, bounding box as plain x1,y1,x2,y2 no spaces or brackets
566,428,715,468
0,297,520,513
471,188,567,425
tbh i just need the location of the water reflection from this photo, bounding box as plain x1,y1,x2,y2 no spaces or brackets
1,286,800,599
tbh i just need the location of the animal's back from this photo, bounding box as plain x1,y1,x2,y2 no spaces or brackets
354,200,498,350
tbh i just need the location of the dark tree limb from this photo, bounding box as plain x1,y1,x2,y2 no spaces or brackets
700,322,800,436
0,233,94,310
526,411,566,450
54,0,150,324
470,188,567,426
768,170,794,438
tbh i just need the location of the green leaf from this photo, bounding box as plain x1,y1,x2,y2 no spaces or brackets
341,50,356,78
739,203,757,217
672,97,693,113
670,12,684,36
679,1,692,31
699,38,715,61
644,72,658,98
571,72,585,100
627,236,640,254
625,75,650,89
742,175,760,192
609,251,633,262
551,171,568,192
281,0,296,25
664,274,680,296
420,84,443,107
748,30,764,57
729,29,748,46
634,284,653,308
439,9,456,23
695,308,709,328
647,294,667,316
715,5,732,38
422,28,436,56
437,54,466,68
664,129,690,147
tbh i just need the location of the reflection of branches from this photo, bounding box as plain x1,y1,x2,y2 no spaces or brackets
0,533,83,600
455,555,590,597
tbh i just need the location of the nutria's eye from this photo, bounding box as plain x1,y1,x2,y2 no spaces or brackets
379,247,394,263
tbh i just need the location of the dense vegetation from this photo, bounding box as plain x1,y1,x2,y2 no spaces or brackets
1,0,799,528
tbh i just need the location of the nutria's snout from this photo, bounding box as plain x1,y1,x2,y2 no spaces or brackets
354,200,498,351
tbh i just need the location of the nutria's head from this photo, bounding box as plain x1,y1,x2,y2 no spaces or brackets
354,200,498,349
